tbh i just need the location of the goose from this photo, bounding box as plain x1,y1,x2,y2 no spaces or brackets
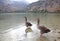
24,17,33,36
37,18,50,36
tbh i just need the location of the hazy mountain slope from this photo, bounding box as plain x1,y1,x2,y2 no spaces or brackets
0,1,28,13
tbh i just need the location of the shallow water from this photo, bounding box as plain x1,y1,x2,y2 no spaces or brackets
0,13,60,41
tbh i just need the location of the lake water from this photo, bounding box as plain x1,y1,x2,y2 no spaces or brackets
0,13,60,41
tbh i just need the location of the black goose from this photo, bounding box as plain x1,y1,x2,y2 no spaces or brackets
24,17,32,27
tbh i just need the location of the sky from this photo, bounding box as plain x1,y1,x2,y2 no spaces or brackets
10,0,39,3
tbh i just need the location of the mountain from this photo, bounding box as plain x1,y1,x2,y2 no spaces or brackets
26,0,60,12
0,1,28,13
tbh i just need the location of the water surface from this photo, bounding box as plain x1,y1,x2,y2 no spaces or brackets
0,13,60,41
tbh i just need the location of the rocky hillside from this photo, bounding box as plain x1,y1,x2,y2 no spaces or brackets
26,0,60,12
